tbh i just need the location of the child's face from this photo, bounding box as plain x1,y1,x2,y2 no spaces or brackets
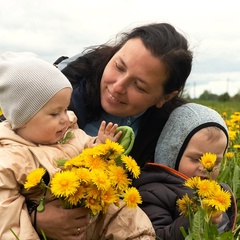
178,128,227,180
16,88,72,144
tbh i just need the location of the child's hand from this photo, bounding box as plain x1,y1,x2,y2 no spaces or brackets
211,212,223,225
96,121,122,143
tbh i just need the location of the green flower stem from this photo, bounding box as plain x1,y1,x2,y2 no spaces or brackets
9,228,20,240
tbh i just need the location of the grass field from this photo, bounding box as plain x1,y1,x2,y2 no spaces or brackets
190,100,240,116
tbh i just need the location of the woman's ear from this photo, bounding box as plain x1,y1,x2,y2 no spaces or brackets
155,91,178,108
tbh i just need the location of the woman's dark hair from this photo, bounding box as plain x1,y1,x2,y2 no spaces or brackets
65,23,192,121
127,23,193,94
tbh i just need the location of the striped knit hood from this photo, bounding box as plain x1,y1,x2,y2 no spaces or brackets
154,103,229,170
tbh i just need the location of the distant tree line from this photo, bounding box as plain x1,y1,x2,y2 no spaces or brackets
184,90,240,102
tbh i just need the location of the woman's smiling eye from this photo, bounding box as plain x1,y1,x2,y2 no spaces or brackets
114,60,148,93
134,82,146,92
114,61,124,72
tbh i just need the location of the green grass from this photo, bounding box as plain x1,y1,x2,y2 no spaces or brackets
190,100,240,116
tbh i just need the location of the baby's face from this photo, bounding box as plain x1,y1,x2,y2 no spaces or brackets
178,128,227,180
16,88,72,144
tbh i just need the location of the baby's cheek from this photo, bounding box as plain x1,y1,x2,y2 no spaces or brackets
212,169,220,180
179,166,193,178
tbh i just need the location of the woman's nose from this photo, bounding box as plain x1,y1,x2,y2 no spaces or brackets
112,77,128,94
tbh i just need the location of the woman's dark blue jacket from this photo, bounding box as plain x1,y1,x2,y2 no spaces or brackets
59,60,186,168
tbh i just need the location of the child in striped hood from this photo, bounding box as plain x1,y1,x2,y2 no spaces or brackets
133,103,237,240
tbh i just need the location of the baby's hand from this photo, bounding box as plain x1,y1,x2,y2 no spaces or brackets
211,211,223,225
97,121,122,143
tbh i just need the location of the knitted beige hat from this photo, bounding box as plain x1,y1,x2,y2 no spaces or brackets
0,52,72,129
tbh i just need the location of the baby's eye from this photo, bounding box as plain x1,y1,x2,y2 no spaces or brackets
191,158,200,162
50,113,59,117
215,159,222,165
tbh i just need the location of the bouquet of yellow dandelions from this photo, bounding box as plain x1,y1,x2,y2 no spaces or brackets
24,139,142,215
177,152,234,240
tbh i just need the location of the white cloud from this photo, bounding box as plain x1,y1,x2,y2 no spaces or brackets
187,72,240,98
0,0,240,98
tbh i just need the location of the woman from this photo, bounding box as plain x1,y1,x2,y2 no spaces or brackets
34,22,193,239
56,22,192,168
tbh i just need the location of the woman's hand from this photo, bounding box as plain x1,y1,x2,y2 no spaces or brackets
35,200,90,240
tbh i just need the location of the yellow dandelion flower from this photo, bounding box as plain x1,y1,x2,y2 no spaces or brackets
121,155,140,178
224,119,231,127
105,139,124,154
84,155,107,170
86,185,101,199
82,147,106,162
0,108,2,115
228,131,236,141
100,187,118,205
201,199,216,214
210,180,221,190
177,194,196,216
24,138,142,213
107,159,118,166
108,165,131,191
231,114,240,123
64,155,85,168
50,170,80,198
74,167,92,183
199,152,217,171
68,185,86,206
97,139,124,159
197,179,220,198
90,169,111,191
85,196,102,215
82,143,109,157
24,168,46,190
225,152,235,159
222,112,227,118
79,139,124,161
204,189,231,212
233,144,240,149
184,176,201,190
123,187,142,208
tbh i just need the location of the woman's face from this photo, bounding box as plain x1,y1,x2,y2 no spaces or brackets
100,38,177,117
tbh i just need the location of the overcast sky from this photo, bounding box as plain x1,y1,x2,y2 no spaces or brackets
1,0,239,98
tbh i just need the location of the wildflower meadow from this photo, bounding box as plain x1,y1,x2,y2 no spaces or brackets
1,101,240,239
218,111,240,238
